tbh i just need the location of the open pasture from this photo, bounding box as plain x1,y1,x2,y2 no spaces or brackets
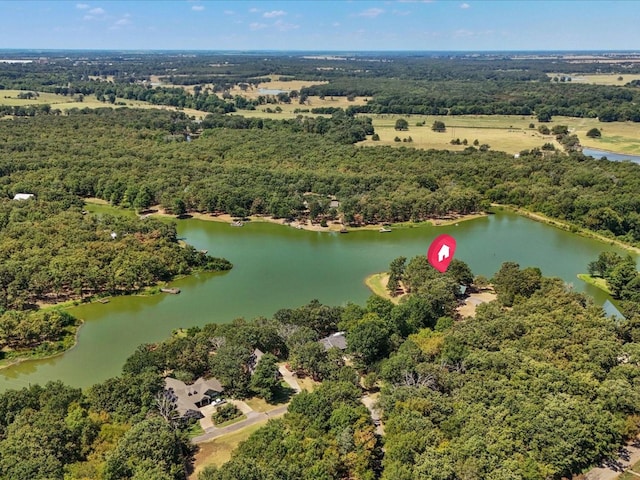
547,73,640,85
0,89,207,119
363,114,557,154
364,114,639,155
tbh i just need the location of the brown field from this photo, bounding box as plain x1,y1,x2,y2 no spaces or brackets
0,90,208,119
363,114,558,154
364,114,639,155
547,73,640,85
190,423,266,478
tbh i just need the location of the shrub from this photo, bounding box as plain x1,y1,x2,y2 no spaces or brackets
212,403,241,425
586,127,602,138
431,120,446,132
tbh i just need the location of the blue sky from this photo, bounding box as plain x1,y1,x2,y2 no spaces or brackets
0,1,638,51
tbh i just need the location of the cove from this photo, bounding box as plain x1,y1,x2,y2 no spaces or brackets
0,210,636,391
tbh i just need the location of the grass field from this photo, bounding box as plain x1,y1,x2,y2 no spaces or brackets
577,274,612,294
190,422,266,478
364,272,403,304
3,86,637,155
547,73,640,85
362,114,553,154
296,376,320,392
365,114,640,155
0,89,207,119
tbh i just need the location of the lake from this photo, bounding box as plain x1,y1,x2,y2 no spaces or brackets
582,148,640,164
0,210,635,391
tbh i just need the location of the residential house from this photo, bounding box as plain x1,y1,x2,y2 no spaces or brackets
164,376,225,420
318,332,347,351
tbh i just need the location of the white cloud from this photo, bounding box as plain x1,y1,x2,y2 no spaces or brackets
249,8,260,13
274,19,299,31
76,3,89,9
192,5,205,11
263,10,286,18
393,9,411,16
355,8,384,18
89,7,105,15
460,3,470,8
332,22,341,27
250,22,267,30
114,15,131,26
224,10,234,15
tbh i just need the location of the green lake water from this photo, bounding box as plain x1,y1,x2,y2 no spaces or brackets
0,210,634,391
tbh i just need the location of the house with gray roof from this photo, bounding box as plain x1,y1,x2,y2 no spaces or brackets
164,376,224,420
319,332,347,351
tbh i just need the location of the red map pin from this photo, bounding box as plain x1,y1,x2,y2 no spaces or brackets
427,234,457,273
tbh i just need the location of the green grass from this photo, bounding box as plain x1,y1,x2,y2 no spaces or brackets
212,414,247,428
244,383,296,413
187,422,205,439
577,274,613,294
364,272,399,304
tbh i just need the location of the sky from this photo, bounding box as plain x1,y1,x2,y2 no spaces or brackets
0,0,639,52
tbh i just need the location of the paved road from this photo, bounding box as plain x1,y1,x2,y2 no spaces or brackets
585,440,640,480
192,405,288,443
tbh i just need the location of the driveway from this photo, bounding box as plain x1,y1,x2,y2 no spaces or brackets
278,365,302,392
192,405,288,443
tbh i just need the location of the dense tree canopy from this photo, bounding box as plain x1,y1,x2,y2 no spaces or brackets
379,277,640,480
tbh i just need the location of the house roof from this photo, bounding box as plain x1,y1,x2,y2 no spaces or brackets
13,193,34,200
164,376,224,417
319,332,347,351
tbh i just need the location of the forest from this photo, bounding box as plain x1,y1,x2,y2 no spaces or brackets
1,108,640,246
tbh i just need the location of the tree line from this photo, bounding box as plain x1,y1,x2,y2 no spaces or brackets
2,108,640,245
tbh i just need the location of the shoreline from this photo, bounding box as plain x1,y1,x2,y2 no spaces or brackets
364,272,405,304
0,318,84,372
492,204,640,255
145,205,488,233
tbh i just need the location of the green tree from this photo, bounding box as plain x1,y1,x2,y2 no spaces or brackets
586,127,602,138
289,341,328,380
587,251,625,278
347,318,390,367
387,256,406,296
608,260,638,299
492,262,542,307
103,417,187,480
209,344,253,397
431,120,446,132
394,119,409,131
249,353,281,402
